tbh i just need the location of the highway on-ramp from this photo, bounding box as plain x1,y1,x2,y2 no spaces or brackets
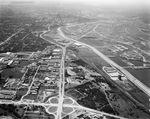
58,26,150,97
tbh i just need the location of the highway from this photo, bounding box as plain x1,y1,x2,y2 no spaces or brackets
56,40,74,119
40,22,65,119
56,47,66,119
40,23,128,119
58,26,150,97
0,98,127,119
0,22,130,119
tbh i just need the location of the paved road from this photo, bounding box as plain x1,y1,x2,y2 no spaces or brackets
0,22,128,119
40,24,128,119
0,29,23,46
20,66,40,102
56,47,66,119
58,25,150,97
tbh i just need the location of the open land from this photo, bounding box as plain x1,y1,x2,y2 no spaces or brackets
0,2,150,119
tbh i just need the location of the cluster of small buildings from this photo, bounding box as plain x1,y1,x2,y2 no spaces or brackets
3,78,21,90
0,47,62,102
65,50,102,86
103,67,134,90
0,52,35,100
0,52,15,68
121,50,142,61
0,90,16,100
66,76,83,85
74,111,120,119
103,66,127,81
21,48,62,102
0,52,32,67
108,44,128,53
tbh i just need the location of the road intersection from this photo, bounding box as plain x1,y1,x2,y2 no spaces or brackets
0,22,129,119
58,23,150,97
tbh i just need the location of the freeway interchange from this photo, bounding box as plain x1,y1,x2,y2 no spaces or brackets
0,22,130,119
1,3,150,119
0,20,150,119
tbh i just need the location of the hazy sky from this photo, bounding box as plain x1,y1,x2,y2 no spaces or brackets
0,0,149,7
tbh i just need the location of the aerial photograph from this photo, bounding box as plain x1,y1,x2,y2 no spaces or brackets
0,0,150,118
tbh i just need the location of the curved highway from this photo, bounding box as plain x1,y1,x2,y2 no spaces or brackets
57,26,150,97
